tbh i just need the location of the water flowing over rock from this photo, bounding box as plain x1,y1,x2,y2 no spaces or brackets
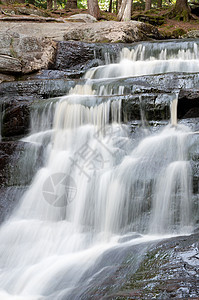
0,39,199,299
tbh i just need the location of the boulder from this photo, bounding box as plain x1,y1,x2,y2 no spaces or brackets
63,21,163,43
182,30,199,38
0,32,57,74
66,13,97,23
0,21,163,43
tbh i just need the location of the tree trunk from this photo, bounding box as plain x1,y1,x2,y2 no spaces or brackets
47,0,53,9
54,0,58,9
65,0,77,9
2,0,25,3
145,0,151,11
118,0,122,11
169,0,191,21
118,0,132,21
157,0,162,8
87,0,100,20
109,0,113,12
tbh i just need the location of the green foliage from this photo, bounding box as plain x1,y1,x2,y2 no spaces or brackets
31,0,47,9
77,0,86,9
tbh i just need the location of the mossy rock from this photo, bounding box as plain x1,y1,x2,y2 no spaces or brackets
132,13,165,26
171,28,187,38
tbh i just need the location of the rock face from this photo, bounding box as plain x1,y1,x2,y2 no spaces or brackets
52,41,126,77
0,21,162,81
178,89,199,118
63,21,162,43
0,32,56,75
0,21,163,43
92,233,199,299
2,100,30,137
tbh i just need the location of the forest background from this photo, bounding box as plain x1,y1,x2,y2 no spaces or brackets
1,0,199,38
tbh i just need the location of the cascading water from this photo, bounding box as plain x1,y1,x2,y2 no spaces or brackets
0,40,199,299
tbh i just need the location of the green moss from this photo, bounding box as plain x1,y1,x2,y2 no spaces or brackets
10,37,18,58
120,248,171,298
171,28,187,38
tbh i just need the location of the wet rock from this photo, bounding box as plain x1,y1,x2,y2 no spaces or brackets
0,78,79,138
52,41,125,76
86,233,199,300
66,13,97,23
53,41,96,71
0,141,27,221
0,141,21,186
178,89,199,119
116,233,199,300
0,78,79,101
122,94,171,122
21,70,71,80
2,100,30,137
1,73,199,140
0,186,26,223
63,21,162,43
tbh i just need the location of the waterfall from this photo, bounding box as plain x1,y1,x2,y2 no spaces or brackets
170,95,178,126
0,40,198,300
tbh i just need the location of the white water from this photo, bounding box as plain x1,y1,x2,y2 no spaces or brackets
0,41,198,299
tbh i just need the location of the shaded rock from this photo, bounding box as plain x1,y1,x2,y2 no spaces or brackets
0,78,79,100
1,73,199,139
66,13,97,23
132,13,165,26
190,3,199,16
63,21,163,43
21,70,70,80
0,4,51,17
54,41,96,70
2,100,31,137
52,41,125,76
0,141,21,186
122,94,171,122
15,5,50,17
0,78,79,138
0,73,15,83
178,89,199,118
